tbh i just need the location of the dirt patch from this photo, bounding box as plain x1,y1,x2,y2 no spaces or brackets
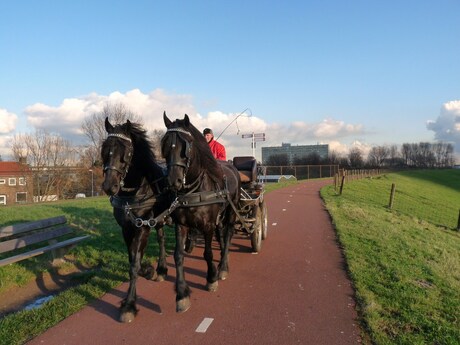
0,265,93,318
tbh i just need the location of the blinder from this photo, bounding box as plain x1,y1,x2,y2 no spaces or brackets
103,133,134,186
162,128,193,168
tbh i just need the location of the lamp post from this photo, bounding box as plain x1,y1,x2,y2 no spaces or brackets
89,169,94,197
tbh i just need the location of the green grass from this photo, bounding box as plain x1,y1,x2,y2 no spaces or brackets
2,171,459,344
0,197,176,345
321,169,460,344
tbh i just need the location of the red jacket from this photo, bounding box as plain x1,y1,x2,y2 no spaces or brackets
208,139,226,160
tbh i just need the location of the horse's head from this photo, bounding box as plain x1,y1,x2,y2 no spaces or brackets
101,117,134,195
161,112,197,191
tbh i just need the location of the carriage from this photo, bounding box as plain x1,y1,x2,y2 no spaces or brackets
232,156,268,253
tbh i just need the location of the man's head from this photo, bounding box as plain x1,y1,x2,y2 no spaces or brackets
203,128,213,143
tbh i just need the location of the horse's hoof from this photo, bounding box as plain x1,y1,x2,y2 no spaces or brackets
119,311,136,323
154,274,165,282
218,270,229,280
139,265,155,280
176,297,191,313
206,281,218,292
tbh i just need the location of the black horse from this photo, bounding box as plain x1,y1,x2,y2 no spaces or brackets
161,112,241,312
101,117,170,323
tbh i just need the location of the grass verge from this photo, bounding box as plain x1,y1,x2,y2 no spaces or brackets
321,169,460,344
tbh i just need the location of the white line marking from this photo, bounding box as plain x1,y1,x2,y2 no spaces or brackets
282,209,287,211
272,222,277,226
196,317,214,333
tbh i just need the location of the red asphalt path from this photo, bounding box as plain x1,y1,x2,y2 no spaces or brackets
28,179,361,345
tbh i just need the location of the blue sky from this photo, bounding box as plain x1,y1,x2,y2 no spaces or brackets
1,1,459,161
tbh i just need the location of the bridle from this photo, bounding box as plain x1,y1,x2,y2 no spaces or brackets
162,127,198,189
103,133,134,189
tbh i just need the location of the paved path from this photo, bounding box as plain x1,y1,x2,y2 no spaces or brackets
28,179,361,344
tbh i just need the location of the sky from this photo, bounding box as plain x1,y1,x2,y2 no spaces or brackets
1,0,459,162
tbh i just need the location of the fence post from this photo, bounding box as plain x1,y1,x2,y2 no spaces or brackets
339,170,346,195
457,209,460,231
389,183,396,209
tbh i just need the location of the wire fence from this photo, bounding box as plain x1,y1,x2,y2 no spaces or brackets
264,165,340,179
335,169,460,231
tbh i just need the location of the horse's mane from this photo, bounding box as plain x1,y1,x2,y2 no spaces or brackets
175,118,223,183
114,121,163,176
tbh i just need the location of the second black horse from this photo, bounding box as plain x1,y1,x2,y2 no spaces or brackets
161,112,241,312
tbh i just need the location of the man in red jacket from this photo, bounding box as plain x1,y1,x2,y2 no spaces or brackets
203,128,226,160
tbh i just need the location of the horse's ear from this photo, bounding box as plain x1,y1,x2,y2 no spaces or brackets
163,111,172,128
105,117,114,133
126,119,132,132
184,114,190,127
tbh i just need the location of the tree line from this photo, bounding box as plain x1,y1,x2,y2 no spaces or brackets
9,103,165,201
264,142,455,169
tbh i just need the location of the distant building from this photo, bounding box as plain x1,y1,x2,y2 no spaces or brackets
261,143,329,164
0,161,34,206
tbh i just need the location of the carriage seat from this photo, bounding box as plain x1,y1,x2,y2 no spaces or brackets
233,156,257,183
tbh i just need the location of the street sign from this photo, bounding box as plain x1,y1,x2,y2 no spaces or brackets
241,133,266,156
242,133,265,139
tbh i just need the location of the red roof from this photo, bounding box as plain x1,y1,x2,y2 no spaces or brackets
0,162,32,174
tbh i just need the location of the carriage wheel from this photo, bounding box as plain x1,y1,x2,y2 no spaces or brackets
260,200,268,240
251,205,262,253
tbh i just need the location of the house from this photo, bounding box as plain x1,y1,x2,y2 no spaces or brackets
0,161,34,206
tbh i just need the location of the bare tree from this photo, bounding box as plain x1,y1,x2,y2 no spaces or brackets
400,141,454,168
81,103,143,167
11,130,77,201
348,147,364,168
149,129,166,161
367,146,390,167
265,153,290,166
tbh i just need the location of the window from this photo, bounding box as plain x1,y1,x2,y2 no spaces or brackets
8,178,16,186
0,195,6,205
19,177,26,185
16,192,27,203
0,179,5,184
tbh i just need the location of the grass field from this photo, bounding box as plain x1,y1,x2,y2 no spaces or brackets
1,171,459,344
321,169,460,344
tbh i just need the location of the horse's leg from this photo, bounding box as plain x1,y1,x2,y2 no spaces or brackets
218,212,235,281
154,225,168,281
174,224,191,313
120,226,150,323
184,228,196,254
203,228,219,292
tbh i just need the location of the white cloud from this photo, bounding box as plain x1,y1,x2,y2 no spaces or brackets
328,140,372,158
1,88,366,161
24,88,196,141
427,100,460,159
0,108,17,134
0,135,13,158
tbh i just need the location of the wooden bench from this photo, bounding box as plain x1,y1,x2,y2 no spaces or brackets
0,216,90,267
